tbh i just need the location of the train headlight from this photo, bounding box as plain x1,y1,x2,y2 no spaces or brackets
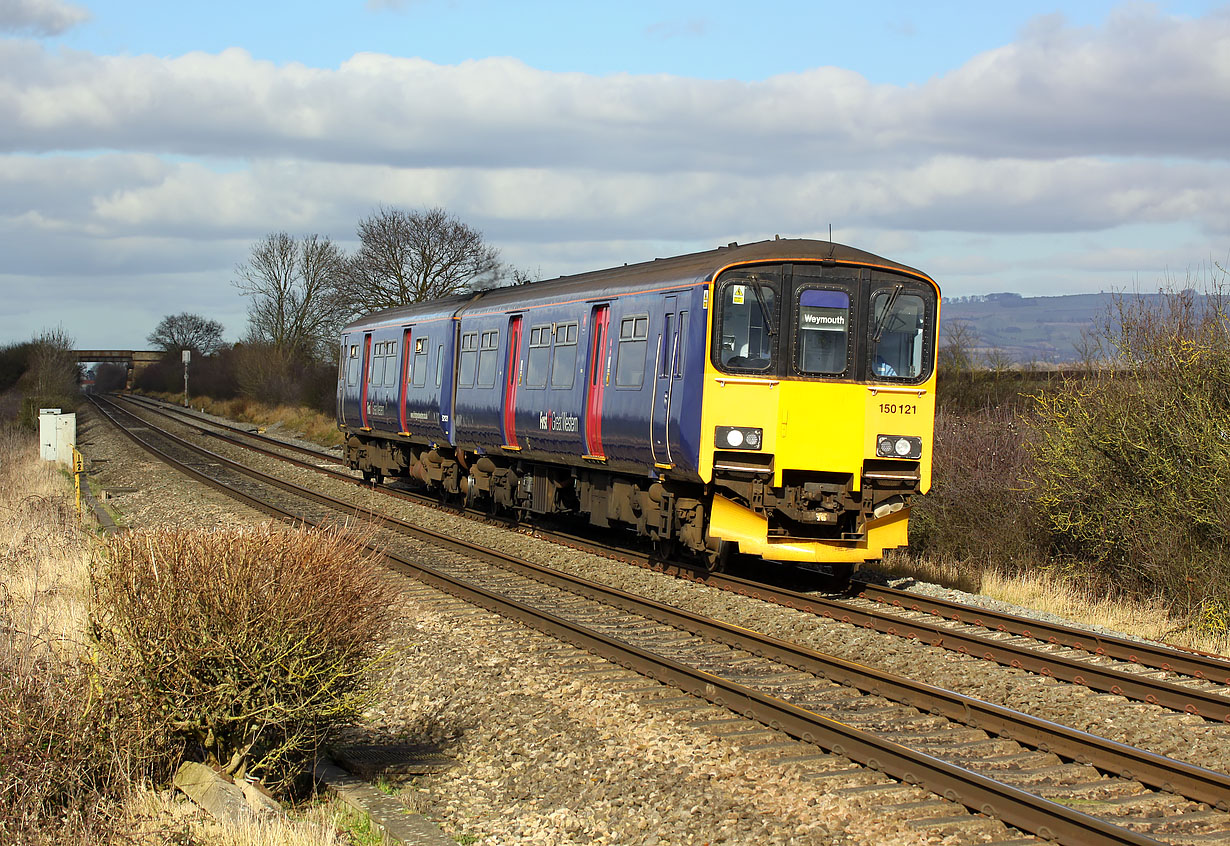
716,426,763,451
876,434,922,460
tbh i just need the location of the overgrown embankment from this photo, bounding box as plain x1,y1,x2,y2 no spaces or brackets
909,278,1230,648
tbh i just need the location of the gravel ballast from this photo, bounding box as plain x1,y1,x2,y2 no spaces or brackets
80,400,1230,843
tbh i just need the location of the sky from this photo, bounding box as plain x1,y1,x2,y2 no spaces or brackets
2,0,1229,350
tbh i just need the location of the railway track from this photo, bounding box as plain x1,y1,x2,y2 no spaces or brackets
91,394,1230,845
118,393,1230,724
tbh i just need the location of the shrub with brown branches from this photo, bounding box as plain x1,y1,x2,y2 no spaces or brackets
91,524,396,790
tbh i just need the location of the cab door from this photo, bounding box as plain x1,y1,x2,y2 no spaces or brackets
651,296,680,466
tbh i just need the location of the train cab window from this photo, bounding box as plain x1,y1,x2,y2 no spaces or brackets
869,286,931,380
477,330,499,388
550,322,578,389
615,315,648,388
715,278,777,372
458,333,478,388
526,325,550,388
412,337,428,388
796,289,850,375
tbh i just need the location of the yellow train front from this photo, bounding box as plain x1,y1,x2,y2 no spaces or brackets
696,242,939,581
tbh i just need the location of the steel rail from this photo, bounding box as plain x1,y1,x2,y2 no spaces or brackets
853,581,1230,685
89,396,1223,841
709,572,1230,723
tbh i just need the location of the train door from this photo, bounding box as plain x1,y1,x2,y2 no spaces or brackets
584,304,610,458
651,296,681,466
398,327,413,433
502,315,523,447
359,332,373,429
337,338,350,426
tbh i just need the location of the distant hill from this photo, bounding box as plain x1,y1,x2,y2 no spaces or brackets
940,291,1180,365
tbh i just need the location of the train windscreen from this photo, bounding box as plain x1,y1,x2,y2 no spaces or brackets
869,286,931,380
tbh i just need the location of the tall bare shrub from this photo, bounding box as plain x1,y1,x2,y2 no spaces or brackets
91,524,395,788
17,327,79,427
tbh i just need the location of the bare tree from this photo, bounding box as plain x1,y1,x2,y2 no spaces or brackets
338,206,503,312
233,233,349,361
147,313,225,356
938,319,980,377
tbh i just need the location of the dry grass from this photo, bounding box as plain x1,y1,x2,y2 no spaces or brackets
0,425,92,657
140,391,344,448
878,550,1230,657
116,787,366,846
0,427,381,845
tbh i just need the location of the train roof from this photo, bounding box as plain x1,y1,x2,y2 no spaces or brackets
342,238,936,332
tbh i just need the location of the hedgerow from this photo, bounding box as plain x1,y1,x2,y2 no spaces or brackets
1026,280,1230,611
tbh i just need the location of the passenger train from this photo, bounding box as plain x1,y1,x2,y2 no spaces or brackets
337,238,939,582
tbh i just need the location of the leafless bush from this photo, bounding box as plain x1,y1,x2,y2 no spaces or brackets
909,407,1046,568
91,524,396,790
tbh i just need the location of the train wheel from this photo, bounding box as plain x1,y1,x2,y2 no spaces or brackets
650,537,677,569
704,540,733,574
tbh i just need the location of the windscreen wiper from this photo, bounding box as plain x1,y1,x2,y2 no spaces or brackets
748,279,775,336
872,283,904,344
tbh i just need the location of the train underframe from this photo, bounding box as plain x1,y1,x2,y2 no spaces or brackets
344,433,916,580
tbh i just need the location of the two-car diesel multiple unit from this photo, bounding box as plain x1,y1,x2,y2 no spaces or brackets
337,238,939,580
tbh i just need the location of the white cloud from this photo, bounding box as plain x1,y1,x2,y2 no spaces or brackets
2,7,1227,168
0,0,89,36
2,5,1230,347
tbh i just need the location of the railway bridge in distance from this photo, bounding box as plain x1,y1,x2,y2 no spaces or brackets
76,350,163,389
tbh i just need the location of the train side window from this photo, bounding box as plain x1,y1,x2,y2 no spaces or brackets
674,311,688,377
346,344,359,386
379,343,392,386
615,314,648,389
436,344,444,388
370,342,382,386
477,330,499,388
412,336,428,388
550,322,578,389
458,332,478,388
659,313,673,378
526,325,550,388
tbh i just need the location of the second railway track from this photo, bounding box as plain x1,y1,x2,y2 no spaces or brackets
91,394,1230,845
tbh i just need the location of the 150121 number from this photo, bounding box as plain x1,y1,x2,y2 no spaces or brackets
878,402,916,415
